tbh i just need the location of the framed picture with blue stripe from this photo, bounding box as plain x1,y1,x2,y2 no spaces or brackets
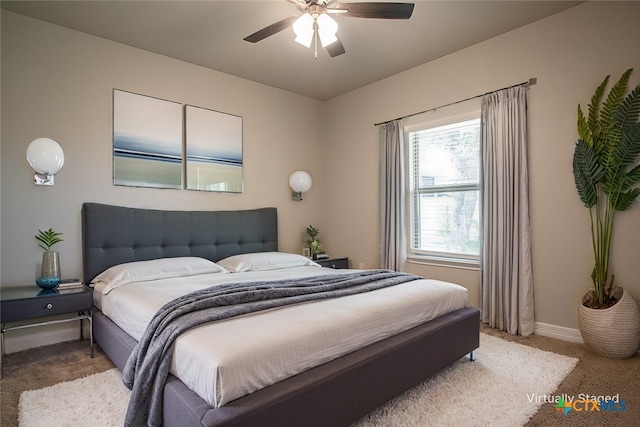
112,89,183,189
185,105,243,193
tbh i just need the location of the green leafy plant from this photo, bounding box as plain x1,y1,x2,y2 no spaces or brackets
573,68,640,308
35,228,64,252
305,225,323,256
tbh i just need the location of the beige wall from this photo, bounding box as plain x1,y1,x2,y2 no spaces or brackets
2,2,640,350
322,1,640,330
1,10,325,288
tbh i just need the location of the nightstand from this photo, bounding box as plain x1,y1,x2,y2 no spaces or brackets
0,285,93,378
315,257,349,269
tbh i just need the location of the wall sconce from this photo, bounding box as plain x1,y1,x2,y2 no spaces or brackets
289,171,312,201
26,137,65,185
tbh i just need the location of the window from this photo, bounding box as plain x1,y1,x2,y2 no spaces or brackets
407,114,481,264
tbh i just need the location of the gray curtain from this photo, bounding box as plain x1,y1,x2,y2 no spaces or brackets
481,86,534,336
379,119,406,271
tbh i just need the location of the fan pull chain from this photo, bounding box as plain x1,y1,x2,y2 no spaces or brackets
314,21,319,59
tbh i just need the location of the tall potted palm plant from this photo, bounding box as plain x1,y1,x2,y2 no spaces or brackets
573,68,640,358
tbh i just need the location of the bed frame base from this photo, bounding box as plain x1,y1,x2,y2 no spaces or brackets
94,306,479,427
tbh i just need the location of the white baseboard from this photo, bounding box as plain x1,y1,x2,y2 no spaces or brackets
534,321,583,344
534,321,640,354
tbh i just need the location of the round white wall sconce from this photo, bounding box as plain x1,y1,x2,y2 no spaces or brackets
26,137,65,185
289,170,312,201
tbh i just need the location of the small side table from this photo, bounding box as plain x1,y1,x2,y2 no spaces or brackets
0,285,93,378
315,257,349,269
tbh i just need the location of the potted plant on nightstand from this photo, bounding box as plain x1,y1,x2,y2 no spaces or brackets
35,228,64,289
572,68,640,358
305,225,324,260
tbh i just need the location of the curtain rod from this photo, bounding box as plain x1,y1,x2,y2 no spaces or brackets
374,77,537,127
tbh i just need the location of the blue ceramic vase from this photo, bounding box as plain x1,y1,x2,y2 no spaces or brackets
36,276,61,289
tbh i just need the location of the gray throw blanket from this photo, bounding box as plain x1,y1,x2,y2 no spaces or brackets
122,269,421,427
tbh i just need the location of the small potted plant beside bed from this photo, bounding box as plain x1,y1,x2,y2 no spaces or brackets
305,225,324,260
35,227,64,289
572,68,640,358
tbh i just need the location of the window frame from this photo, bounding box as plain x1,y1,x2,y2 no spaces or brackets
404,109,482,268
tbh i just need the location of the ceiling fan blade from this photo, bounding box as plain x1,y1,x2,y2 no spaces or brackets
326,37,346,58
244,16,299,43
336,2,414,19
286,0,308,10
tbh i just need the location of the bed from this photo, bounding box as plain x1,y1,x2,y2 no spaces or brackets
82,202,480,427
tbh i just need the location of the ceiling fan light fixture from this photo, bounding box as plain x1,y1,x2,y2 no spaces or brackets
293,12,314,47
244,1,415,59
317,13,338,47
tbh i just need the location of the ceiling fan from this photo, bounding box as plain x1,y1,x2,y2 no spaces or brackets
243,0,415,58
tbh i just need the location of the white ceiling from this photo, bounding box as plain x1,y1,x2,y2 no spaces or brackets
2,0,582,100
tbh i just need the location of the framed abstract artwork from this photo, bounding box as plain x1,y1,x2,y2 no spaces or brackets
112,89,183,189
185,105,243,193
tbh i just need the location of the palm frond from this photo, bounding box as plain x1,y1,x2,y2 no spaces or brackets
622,164,640,192
35,228,63,251
587,74,609,139
614,187,640,211
600,69,630,128
616,83,640,130
607,123,640,180
577,106,592,144
573,139,602,207
600,71,631,173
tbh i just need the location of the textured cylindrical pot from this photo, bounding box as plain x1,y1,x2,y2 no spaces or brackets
578,287,640,359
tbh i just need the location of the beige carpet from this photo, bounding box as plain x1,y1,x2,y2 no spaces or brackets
2,325,639,426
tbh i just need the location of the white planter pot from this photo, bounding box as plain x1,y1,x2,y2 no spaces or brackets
577,287,640,359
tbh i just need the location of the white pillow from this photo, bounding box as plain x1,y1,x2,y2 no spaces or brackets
93,257,228,293
217,252,320,273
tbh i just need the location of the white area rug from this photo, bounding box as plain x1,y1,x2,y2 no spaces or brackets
19,369,130,427
18,334,578,427
354,333,578,426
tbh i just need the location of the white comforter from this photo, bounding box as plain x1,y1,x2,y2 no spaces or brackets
94,266,468,407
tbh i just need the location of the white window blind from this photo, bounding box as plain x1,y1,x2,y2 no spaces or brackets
408,117,481,261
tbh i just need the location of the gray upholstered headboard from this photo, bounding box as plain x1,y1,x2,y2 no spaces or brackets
81,203,278,284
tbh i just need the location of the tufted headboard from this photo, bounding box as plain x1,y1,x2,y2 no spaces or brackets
81,203,278,284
